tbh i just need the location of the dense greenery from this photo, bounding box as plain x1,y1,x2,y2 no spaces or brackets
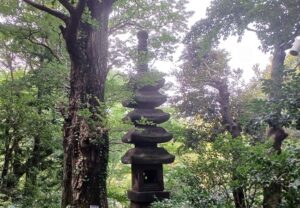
0,0,299,208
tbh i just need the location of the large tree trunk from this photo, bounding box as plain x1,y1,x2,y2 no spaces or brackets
62,1,112,207
263,46,288,208
1,127,12,191
217,82,246,208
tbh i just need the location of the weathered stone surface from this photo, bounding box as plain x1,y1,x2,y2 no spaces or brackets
122,90,167,108
125,109,170,124
122,127,172,144
133,76,165,91
122,147,175,164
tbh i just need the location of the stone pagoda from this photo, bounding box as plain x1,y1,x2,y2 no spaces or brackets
121,31,175,208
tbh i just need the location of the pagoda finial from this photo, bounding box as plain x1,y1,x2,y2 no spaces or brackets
137,30,149,71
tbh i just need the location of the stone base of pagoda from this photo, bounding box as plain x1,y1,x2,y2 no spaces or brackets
128,190,170,208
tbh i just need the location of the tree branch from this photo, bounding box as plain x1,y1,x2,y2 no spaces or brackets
109,21,144,35
22,27,62,62
65,0,87,39
23,0,68,22
27,37,61,63
246,26,258,33
75,0,87,15
58,0,75,14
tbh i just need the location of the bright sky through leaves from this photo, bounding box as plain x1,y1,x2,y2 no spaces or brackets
158,0,270,82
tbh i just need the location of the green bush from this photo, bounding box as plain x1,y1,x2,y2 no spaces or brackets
153,134,300,208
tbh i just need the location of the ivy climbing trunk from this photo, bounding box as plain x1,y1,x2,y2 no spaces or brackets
263,46,288,208
61,1,113,207
20,0,115,202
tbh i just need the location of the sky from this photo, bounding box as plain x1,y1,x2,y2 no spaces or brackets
159,0,271,82
188,0,271,79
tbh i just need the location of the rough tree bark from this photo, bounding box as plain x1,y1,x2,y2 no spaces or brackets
22,0,116,207
217,82,246,208
263,46,288,208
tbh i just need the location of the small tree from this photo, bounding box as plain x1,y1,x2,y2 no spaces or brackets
186,1,300,206
174,47,246,207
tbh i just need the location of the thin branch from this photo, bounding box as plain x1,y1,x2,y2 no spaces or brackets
246,26,258,33
109,0,141,35
109,21,144,35
23,27,62,62
23,0,68,22
27,37,61,63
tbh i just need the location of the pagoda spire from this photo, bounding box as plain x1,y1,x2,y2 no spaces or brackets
121,31,175,208
137,30,148,71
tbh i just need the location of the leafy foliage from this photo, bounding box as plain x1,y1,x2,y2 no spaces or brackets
0,0,299,207
153,135,300,208
187,0,300,52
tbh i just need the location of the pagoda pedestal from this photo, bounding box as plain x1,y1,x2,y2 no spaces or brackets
121,31,175,208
